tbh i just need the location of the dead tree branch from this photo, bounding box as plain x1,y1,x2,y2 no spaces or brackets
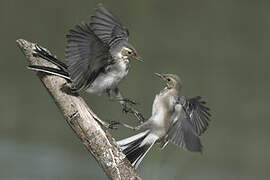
16,39,140,180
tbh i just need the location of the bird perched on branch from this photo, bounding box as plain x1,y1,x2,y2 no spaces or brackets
117,73,211,168
28,4,144,123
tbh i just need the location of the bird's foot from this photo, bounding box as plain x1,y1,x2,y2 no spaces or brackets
121,98,137,106
122,103,145,123
108,120,120,130
109,121,140,131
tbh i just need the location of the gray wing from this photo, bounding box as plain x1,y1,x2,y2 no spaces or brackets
167,104,202,152
180,96,211,136
90,3,129,47
66,23,114,91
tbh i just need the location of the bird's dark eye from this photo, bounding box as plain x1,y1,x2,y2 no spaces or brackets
167,78,171,81
128,51,132,55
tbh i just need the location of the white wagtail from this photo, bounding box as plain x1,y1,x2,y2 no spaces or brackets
28,4,144,123
117,73,211,168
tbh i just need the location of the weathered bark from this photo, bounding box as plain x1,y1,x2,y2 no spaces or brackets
16,39,140,180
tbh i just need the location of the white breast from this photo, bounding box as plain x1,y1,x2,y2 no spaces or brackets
149,94,168,136
149,89,178,137
86,59,129,95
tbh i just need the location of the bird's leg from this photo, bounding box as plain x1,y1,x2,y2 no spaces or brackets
84,97,119,130
88,112,120,130
106,89,113,100
113,87,145,123
109,120,150,131
120,98,137,106
113,88,137,106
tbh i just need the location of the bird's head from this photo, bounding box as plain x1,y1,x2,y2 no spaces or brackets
155,73,182,90
120,43,143,62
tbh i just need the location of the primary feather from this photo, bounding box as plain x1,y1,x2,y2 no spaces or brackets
90,3,129,47
66,23,114,91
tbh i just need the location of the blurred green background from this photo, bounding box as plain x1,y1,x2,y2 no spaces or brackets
1,0,270,179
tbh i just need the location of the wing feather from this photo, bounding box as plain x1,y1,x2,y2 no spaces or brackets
65,23,113,91
90,4,129,47
166,96,211,152
167,104,202,152
181,96,211,136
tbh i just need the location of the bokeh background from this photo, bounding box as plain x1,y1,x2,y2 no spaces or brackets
1,0,270,179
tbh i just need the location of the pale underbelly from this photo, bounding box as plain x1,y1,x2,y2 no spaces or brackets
150,97,171,138
86,70,128,95
150,113,170,138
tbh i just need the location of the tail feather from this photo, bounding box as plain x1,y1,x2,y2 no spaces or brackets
27,65,71,80
130,142,154,169
29,45,71,81
117,130,150,149
117,130,157,169
34,45,68,72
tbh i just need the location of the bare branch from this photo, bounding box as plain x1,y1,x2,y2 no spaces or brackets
16,39,140,180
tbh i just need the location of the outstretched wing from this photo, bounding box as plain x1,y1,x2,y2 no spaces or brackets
166,96,211,152
66,23,114,91
180,96,211,136
90,3,129,47
166,104,203,152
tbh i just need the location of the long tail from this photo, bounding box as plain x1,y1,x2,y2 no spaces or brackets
27,65,70,80
117,130,158,169
28,45,71,80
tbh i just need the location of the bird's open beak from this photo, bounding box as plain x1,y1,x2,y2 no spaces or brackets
155,73,171,88
155,73,165,80
132,55,143,62
155,73,170,88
